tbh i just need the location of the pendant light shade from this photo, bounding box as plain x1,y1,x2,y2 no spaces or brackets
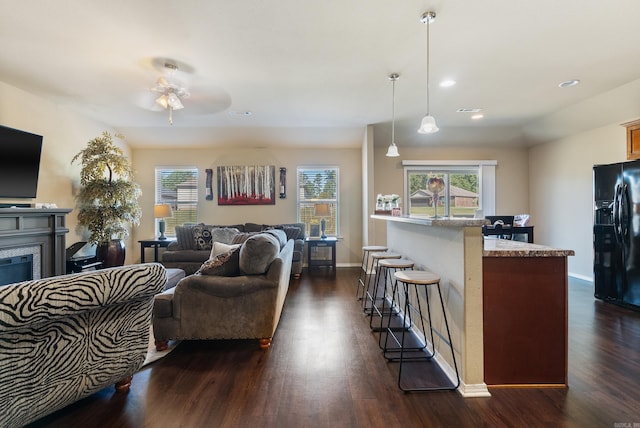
418,114,439,134
386,73,400,157
417,11,439,134
386,144,399,157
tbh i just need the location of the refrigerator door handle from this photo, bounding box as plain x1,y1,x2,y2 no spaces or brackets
621,183,630,239
614,184,622,242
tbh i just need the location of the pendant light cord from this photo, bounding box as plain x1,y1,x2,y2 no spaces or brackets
391,76,396,145
426,17,431,116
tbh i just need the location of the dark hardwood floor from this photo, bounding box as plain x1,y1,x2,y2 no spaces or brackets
29,268,640,427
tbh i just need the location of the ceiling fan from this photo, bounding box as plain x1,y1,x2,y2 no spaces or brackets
150,63,190,125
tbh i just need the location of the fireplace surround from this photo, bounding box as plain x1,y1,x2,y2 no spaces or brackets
0,208,71,284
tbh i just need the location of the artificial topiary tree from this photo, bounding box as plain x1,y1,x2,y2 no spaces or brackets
72,131,141,265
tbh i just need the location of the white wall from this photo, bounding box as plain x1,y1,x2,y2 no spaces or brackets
529,124,627,279
0,82,130,260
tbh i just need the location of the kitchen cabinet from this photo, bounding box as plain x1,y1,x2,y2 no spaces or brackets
624,119,640,160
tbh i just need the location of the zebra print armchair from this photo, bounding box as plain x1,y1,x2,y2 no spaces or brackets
0,263,166,428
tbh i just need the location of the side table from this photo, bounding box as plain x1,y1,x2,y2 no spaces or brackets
139,238,174,263
306,237,337,271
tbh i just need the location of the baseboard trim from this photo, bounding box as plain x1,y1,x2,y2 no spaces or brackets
458,382,491,397
569,272,593,282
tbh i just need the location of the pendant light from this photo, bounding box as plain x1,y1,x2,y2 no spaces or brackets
386,73,400,157
417,11,439,134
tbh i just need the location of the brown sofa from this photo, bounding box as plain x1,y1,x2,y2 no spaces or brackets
153,232,294,350
160,222,305,277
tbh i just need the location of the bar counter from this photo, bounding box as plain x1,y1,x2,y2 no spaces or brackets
371,215,574,394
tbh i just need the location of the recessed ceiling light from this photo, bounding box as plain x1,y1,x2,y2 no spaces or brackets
559,79,580,88
440,79,456,88
456,108,481,113
471,114,484,120
228,110,252,116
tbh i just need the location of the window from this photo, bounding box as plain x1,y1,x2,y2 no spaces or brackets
297,167,339,237
403,160,496,218
155,167,199,237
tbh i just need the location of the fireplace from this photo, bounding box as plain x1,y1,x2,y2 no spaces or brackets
0,208,70,284
0,254,34,286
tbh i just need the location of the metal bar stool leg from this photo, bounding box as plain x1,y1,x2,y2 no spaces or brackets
357,246,387,301
392,270,461,393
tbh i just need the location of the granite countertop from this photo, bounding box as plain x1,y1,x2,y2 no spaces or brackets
483,238,575,257
371,214,489,227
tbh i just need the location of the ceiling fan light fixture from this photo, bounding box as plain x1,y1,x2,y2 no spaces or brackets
167,92,184,110
155,94,169,109
418,114,439,134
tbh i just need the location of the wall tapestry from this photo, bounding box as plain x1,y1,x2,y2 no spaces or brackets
217,165,276,205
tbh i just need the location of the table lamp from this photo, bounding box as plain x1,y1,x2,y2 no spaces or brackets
314,203,330,239
154,204,173,240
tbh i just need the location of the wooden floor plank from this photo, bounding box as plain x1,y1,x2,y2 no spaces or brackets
28,268,640,427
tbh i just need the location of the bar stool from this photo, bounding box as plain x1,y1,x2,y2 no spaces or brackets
363,252,401,314
356,245,388,300
369,258,414,331
384,270,460,392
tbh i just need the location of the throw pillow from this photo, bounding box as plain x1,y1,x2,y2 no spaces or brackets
278,226,302,241
209,241,241,259
192,223,213,250
239,233,280,275
175,225,196,250
263,228,287,249
210,227,241,245
197,247,241,276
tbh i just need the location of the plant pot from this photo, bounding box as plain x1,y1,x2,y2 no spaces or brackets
96,239,126,268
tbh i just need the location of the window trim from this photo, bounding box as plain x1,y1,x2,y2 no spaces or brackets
296,166,340,237
402,160,496,218
155,166,199,238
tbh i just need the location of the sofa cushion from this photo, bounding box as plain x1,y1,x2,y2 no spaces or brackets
263,228,287,248
244,222,267,233
239,233,280,275
210,227,241,244
197,247,241,276
232,232,259,245
210,241,241,258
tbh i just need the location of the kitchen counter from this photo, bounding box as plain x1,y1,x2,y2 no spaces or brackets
371,214,574,392
371,214,488,227
483,238,575,257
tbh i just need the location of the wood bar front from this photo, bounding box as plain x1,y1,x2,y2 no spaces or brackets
483,256,568,386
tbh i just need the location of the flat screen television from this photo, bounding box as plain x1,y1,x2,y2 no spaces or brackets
0,125,43,199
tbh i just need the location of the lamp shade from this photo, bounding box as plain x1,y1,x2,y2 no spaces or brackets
314,203,330,217
385,143,400,157
154,204,172,218
417,115,439,134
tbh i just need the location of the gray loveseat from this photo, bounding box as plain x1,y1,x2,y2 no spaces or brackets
0,263,166,428
160,222,305,277
153,232,293,350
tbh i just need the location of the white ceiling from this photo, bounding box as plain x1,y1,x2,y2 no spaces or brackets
2,1,640,149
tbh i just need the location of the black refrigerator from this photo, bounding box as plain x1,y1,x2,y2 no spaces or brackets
593,161,640,311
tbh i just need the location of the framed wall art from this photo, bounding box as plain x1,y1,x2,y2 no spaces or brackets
217,165,276,205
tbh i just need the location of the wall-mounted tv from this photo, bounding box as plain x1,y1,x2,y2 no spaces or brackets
0,125,43,199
